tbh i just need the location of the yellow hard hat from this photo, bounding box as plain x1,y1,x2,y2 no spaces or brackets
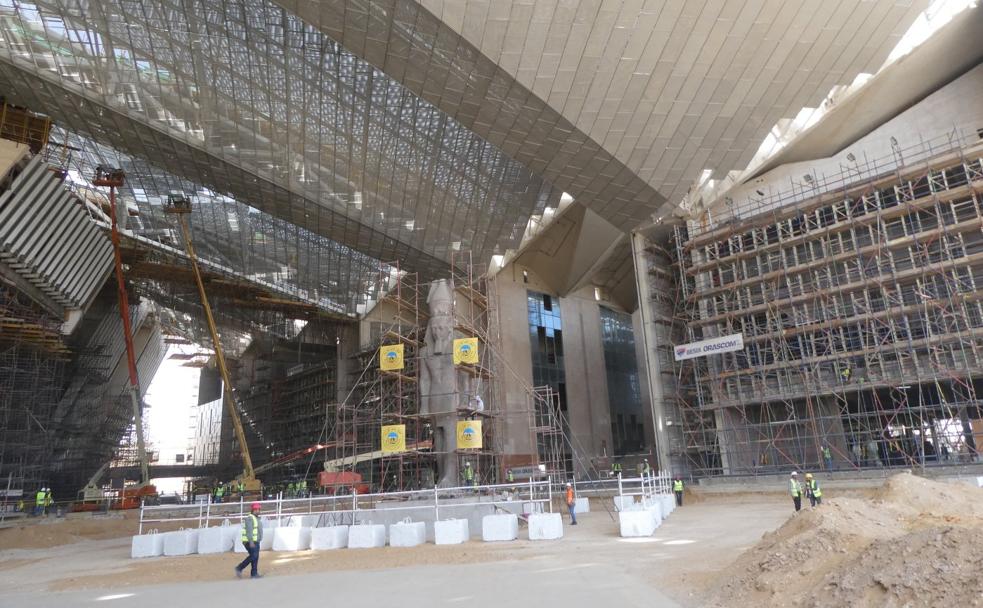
805,473,813,479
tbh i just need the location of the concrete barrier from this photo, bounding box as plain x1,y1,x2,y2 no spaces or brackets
197,526,234,554
389,521,426,547
660,494,675,516
130,533,164,558
481,514,518,542
348,524,386,548
618,508,659,537
527,513,563,540
574,497,590,513
614,495,636,511
273,526,311,551
163,529,199,556
434,519,469,545
311,526,349,550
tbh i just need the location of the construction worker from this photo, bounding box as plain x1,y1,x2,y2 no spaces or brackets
463,462,475,487
611,462,622,477
805,473,822,507
565,482,577,525
506,468,514,483
840,367,851,382
673,476,684,506
822,444,833,473
234,502,263,579
642,459,651,476
16,498,24,513
237,480,245,495
214,483,225,504
44,487,53,515
297,478,307,497
789,472,802,512
34,487,45,516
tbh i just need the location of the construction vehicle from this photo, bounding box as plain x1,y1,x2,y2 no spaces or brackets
164,194,261,494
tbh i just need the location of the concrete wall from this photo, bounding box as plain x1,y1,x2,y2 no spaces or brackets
491,261,620,476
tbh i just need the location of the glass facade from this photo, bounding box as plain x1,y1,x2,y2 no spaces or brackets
527,291,570,470
600,307,644,456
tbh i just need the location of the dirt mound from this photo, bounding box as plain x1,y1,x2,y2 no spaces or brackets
703,472,983,608
0,515,143,549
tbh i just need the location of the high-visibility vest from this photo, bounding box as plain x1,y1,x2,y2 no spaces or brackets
507,471,514,483
35,491,45,506
612,463,622,473
822,447,831,460
790,479,801,497
463,467,474,481
241,514,259,542
44,491,52,506
809,479,822,498
673,479,684,492
215,486,224,497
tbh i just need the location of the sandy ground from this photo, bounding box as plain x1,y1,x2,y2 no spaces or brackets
0,495,792,607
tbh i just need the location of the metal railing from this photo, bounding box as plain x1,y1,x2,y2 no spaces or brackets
138,478,553,534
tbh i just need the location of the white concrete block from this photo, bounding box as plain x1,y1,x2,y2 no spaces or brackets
272,526,311,551
348,524,386,548
618,508,659,537
660,494,675,516
311,526,349,550
434,519,469,545
976,476,983,488
163,529,199,556
614,495,636,511
389,521,426,547
197,526,234,554
527,513,563,540
287,514,320,528
130,533,164,558
574,497,590,513
481,514,518,542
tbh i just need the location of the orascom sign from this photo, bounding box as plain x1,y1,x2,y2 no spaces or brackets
673,333,744,361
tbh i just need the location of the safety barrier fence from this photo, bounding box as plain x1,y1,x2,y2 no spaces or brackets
138,478,553,534
570,470,673,500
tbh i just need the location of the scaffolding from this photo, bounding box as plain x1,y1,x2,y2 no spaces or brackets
652,134,983,476
0,283,66,494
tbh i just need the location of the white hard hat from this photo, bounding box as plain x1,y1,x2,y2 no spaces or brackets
790,471,798,476
565,482,572,487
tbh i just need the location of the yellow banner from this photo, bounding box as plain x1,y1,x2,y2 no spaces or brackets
453,337,479,365
381,424,406,453
456,420,483,449
379,344,404,371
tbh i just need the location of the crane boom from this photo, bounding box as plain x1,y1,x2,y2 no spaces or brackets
164,195,259,491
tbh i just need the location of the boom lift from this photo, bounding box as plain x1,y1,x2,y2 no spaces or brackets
164,194,261,493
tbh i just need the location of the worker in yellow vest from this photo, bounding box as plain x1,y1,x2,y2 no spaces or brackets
673,476,684,506
44,488,53,515
805,473,823,507
234,502,263,579
34,487,45,516
463,462,476,487
790,472,802,512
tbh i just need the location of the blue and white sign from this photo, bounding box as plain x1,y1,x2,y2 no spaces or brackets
673,333,744,361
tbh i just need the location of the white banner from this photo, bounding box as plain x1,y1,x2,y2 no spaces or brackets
673,333,744,361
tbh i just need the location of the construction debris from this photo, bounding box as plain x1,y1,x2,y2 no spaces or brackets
703,473,983,608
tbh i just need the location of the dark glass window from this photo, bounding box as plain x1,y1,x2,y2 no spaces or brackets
600,307,644,455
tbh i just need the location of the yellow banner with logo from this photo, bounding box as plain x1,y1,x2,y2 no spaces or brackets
381,424,406,453
456,420,482,449
379,344,404,371
453,337,479,365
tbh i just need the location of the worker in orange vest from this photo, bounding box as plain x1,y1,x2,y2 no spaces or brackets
565,482,577,525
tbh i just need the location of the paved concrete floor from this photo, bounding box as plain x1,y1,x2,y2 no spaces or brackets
0,498,791,608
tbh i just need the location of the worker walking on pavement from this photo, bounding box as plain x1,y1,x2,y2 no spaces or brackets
790,472,802,512
235,502,264,579
805,473,823,508
673,476,684,506
565,482,577,525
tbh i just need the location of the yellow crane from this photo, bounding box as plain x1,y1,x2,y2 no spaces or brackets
164,194,260,493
